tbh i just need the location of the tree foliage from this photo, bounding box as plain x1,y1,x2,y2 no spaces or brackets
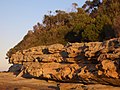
7,0,120,57
113,15,120,37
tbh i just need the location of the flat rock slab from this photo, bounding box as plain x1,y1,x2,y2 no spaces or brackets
0,72,120,90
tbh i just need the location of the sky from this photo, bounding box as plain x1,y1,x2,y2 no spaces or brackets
0,0,86,71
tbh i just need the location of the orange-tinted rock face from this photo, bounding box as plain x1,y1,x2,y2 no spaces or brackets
101,60,119,78
8,38,120,86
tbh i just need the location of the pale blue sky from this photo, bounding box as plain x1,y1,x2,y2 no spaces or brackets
0,0,86,71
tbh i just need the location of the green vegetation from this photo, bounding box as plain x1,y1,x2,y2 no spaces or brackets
7,0,120,57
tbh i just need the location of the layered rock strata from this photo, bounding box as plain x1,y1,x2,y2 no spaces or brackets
8,38,120,86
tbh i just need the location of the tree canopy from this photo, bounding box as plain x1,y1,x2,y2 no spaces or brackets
7,0,120,57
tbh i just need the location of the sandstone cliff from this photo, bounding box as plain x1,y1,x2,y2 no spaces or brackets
8,38,120,86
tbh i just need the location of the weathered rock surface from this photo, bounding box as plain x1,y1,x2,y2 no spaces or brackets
1,72,120,90
8,38,120,86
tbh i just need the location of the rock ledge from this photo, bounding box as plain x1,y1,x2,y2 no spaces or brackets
8,38,120,86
